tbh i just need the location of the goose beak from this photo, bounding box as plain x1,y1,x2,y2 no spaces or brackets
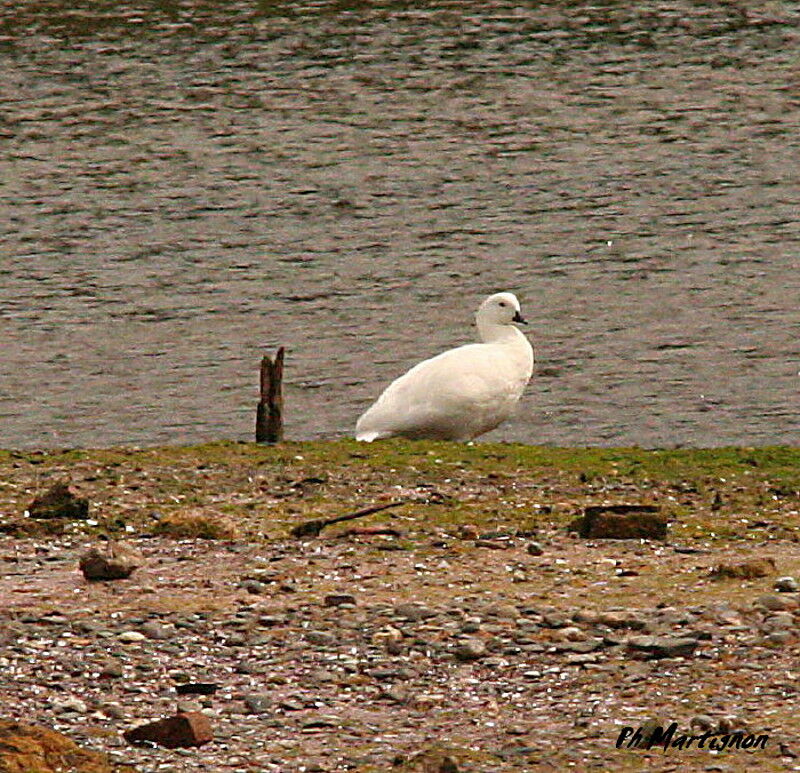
512,311,527,324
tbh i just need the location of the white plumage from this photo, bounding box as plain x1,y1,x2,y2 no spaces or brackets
355,292,534,442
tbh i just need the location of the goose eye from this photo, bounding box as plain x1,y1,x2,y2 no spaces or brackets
498,301,507,307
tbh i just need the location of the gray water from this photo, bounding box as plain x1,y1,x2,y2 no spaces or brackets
1,1,799,449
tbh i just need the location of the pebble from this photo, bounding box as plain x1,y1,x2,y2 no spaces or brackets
775,576,800,593
526,542,544,556
755,593,798,611
324,593,357,607
690,714,715,732
305,630,337,647
394,603,438,621
485,603,519,619
100,660,124,679
244,694,272,714
453,639,487,661
626,635,698,659
240,579,267,595
140,621,173,640
118,631,147,643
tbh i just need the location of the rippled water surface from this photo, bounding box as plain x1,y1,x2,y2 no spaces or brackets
2,1,799,449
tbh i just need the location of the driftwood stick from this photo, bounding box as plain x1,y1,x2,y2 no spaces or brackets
290,501,404,539
256,347,285,444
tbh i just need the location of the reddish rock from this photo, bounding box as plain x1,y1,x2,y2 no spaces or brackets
0,719,117,773
79,541,145,581
28,481,89,520
123,711,212,749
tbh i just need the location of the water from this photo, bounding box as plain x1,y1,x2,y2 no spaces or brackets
1,1,799,449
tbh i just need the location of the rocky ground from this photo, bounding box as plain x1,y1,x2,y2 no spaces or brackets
1,441,799,772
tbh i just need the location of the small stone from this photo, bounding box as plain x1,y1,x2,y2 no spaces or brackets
118,631,146,643
324,593,357,607
690,714,715,732
394,603,437,622
278,698,304,711
124,712,212,748
79,541,144,581
485,603,519,619
755,593,798,611
766,630,794,646
453,639,487,661
457,524,479,540
305,630,336,647
474,539,509,549
386,638,403,655
526,542,544,556
176,700,203,714
244,694,272,714
763,612,795,630
100,703,126,720
556,626,586,642
240,579,266,595
381,685,411,703
140,621,172,640
99,660,124,679
775,576,799,593
596,611,647,630
626,635,698,659
28,481,89,520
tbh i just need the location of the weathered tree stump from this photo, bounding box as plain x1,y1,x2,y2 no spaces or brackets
256,347,284,444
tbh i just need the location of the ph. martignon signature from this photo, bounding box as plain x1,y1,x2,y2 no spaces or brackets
616,722,769,752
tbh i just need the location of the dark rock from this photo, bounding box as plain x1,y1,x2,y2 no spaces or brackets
0,719,116,772
28,481,89,520
123,711,212,748
240,579,266,595
175,683,218,696
324,593,357,607
626,635,698,659
79,541,144,581
571,505,667,540
710,557,776,580
526,542,544,556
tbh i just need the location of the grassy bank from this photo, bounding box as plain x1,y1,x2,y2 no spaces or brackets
1,441,798,544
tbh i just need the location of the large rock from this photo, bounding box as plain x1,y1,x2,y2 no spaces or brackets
28,482,89,520
0,719,117,773
79,541,145,581
123,711,212,748
572,504,667,540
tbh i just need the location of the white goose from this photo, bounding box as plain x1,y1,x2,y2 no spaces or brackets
355,292,533,441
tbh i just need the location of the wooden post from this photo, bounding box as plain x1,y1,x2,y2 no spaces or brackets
256,347,284,444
